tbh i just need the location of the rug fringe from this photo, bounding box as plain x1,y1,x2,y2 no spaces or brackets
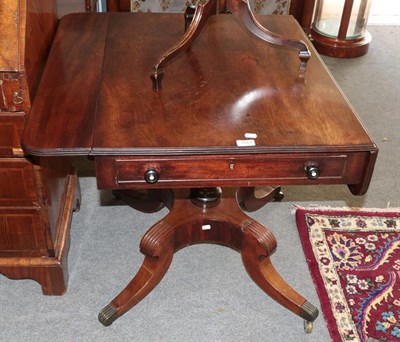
292,205,400,214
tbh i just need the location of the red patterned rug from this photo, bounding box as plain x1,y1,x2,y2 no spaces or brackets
295,207,400,342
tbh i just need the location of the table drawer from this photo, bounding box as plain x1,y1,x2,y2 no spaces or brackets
0,158,41,207
95,153,367,189
0,112,25,156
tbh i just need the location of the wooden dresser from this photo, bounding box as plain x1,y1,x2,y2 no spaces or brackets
0,0,80,295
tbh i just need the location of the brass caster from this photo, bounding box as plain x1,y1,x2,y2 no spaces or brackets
304,320,313,334
274,189,284,201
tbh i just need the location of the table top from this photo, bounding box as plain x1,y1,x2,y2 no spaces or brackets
22,12,377,157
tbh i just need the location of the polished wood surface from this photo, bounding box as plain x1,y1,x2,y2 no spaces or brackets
23,13,109,154
23,12,377,194
0,0,80,295
22,12,377,326
95,152,372,193
0,171,80,294
150,0,311,90
23,13,375,155
0,0,57,113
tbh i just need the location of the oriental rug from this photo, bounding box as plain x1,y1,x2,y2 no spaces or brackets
295,207,400,342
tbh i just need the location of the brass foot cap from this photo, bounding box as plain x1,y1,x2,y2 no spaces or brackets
98,304,118,327
300,301,319,322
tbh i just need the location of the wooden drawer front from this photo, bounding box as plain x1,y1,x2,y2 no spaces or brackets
0,159,40,207
0,73,24,112
0,112,25,156
96,153,366,189
0,208,48,257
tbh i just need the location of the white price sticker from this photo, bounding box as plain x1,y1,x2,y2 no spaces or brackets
236,139,256,147
202,224,211,230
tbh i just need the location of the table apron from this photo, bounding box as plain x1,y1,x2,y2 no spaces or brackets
94,152,369,189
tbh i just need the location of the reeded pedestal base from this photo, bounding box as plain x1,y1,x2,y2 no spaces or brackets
99,187,318,329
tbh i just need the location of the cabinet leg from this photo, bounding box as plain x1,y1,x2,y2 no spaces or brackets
0,171,79,296
40,266,68,295
0,262,67,295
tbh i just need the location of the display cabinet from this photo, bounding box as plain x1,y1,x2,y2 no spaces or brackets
310,0,372,57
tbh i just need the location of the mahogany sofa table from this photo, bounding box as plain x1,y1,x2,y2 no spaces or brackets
22,11,377,330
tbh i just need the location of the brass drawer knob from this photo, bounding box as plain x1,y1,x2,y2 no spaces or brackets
306,164,320,180
144,168,159,184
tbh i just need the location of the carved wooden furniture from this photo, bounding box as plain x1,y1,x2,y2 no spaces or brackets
22,11,377,330
150,0,311,91
0,0,80,295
